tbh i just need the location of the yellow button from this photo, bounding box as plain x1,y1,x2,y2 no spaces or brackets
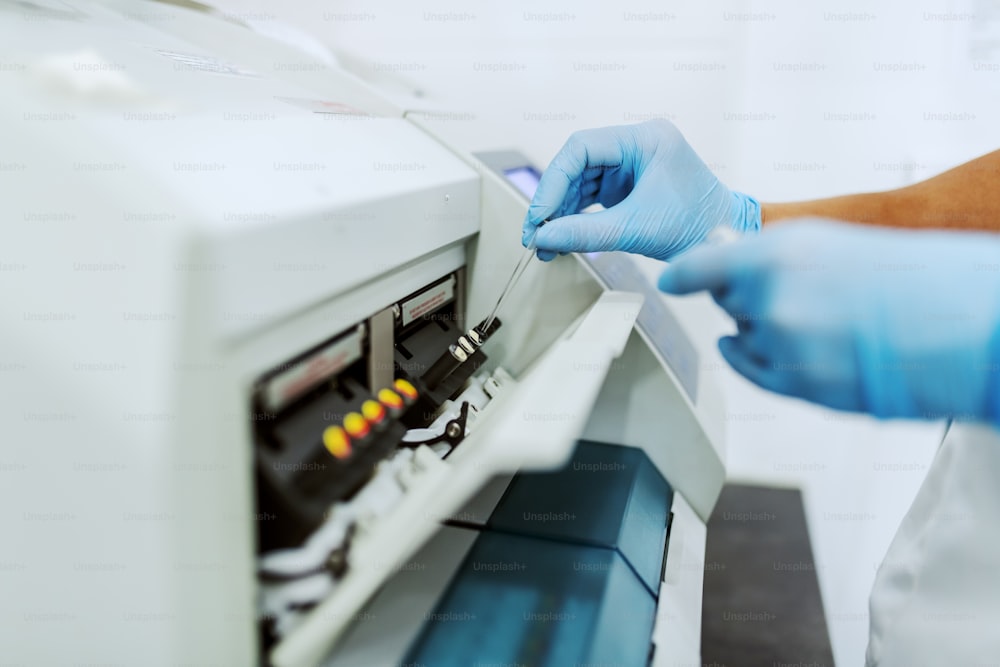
393,378,418,401
322,426,351,460
378,388,404,411
361,399,385,424
343,412,370,439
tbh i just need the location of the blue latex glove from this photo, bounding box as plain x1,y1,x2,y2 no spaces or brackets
658,220,1000,425
523,120,761,261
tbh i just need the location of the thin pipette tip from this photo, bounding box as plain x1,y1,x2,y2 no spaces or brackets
481,225,541,333
483,244,535,331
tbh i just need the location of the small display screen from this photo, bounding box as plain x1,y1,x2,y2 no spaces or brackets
503,166,542,199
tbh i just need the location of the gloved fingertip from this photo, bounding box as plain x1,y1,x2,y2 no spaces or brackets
657,267,680,294
526,202,554,226
524,209,556,242
536,249,557,262
717,335,739,358
716,335,767,387
532,222,555,246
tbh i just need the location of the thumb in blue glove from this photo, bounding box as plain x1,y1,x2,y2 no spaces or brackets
523,120,760,261
658,219,1000,425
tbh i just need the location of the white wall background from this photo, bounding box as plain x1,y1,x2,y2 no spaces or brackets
210,1,1000,663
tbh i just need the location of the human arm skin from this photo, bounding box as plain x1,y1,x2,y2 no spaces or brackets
762,150,1000,231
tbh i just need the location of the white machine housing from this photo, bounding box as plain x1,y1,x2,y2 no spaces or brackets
0,2,726,665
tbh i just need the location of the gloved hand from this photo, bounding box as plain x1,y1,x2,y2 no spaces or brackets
523,120,760,261
658,220,1000,425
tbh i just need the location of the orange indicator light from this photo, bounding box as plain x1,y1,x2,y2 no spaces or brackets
378,388,404,411
393,378,419,401
361,399,386,424
343,412,370,439
322,426,351,460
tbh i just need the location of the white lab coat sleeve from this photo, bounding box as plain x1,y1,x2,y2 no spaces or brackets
867,423,1000,666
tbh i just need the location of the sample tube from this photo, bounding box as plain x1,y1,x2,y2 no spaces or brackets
421,343,469,390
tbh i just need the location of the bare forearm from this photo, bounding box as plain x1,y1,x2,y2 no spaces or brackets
761,150,1000,232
